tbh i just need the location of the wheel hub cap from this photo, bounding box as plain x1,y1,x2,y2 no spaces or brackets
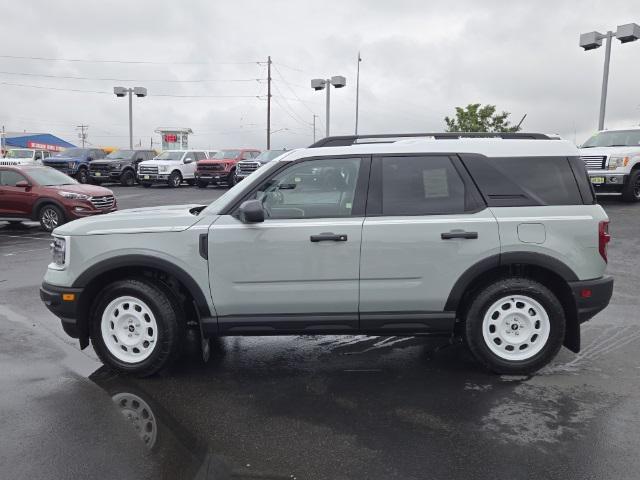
100,296,158,363
482,295,551,361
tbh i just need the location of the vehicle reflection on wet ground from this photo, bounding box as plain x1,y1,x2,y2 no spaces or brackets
2,190,640,480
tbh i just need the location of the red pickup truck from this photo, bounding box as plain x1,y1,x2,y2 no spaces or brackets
194,148,260,188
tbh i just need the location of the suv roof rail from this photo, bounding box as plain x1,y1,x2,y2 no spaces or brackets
308,132,556,148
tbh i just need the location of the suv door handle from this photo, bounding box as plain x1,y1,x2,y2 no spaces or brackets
441,230,478,240
310,232,348,242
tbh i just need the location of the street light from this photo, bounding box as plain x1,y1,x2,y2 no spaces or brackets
311,75,346,137
114,86,148,149
579,23,640,130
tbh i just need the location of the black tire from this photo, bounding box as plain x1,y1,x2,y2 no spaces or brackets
141,183,152,188
92,179,102,185
196,180,208,189
76,168,89,184
621,169,640,202
464,277,565,375
186,179,196,186
227,171,236,187
120,169,136,187
168,171,182,188
38,204,66,232
89,278,185,377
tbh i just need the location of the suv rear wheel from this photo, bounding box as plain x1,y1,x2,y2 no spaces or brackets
90,279,184,377
168,171,182,188
621,169,640,202
464,278,565,375
39,204,65,232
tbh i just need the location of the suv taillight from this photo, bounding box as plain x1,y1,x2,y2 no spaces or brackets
599,220,611,263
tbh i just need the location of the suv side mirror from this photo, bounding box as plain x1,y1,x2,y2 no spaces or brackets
15,180,30,188
238,200,265,223
184,157,193,163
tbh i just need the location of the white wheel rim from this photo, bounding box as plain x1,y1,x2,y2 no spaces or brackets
112,392,157,449
101,296,158,363
482,295,550,361
42,208,59,230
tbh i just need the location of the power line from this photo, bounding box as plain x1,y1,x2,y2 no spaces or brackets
0,54,264,66
271,83,311,127
0,70,262,83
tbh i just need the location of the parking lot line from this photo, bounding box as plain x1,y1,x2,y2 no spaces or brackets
3,247,51,257
0,234,51,241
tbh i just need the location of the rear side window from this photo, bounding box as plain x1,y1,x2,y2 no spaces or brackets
462,156,583,206
381,156,466,215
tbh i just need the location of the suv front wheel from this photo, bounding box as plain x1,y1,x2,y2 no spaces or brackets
464,278,565,375
621,169,640,202
168,171,182,188
90,279,184,377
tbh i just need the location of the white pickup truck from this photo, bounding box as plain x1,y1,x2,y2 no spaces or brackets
0,148,51,166
579,128,640,202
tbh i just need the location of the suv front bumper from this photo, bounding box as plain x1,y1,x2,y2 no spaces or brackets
40,282,84,339
569,276,614,323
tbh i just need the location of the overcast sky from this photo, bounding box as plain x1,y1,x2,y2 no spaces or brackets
0,0,638,150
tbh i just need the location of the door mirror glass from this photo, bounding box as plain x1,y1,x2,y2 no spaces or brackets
15,180,30,188
184,157,193,163
238,200,265,223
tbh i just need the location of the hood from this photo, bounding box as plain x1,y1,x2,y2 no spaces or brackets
578,146,640,157
139,159,180,166
47,184,114,196
197,158,237,165
91,158,128,165
53,204,205,236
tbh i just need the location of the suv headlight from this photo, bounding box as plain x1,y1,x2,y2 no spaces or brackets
58,190,90,200
50,236,68,269
608,156,629,170
68,161,76,169
158,165,168,172
112,162,121,169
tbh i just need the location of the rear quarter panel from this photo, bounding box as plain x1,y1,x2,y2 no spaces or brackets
491,205,608,280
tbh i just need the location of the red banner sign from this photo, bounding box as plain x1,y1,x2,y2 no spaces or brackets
27,141,65,152
163,134,178,143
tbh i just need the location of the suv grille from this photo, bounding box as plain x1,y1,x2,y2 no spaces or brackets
90,195,115,209
199,164,224,172
0,160,27,166
581,155,606,170
139,165,158,175
90,163,112,173
237,161,260,173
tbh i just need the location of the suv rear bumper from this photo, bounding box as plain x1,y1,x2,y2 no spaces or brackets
569,276,614,323
39,282,84,338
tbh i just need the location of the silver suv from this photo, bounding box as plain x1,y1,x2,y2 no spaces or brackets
40,133,613,376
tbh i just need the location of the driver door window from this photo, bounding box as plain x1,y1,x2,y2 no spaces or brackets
250,157,362,219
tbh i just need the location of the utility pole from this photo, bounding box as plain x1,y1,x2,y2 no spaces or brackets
313,114,318,143
76,124,88,147
355,51,361,134
1,125,5,156
267,56,272,150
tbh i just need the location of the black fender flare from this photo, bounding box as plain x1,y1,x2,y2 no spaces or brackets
445,252,579,311
73,254,213,318
31,197,68,221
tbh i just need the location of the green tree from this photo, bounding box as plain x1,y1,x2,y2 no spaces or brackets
444,103,521,133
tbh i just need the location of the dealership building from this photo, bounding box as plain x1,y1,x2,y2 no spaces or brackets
2,131,75,152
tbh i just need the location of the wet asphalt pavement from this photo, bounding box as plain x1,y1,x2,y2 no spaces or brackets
1,186,639,480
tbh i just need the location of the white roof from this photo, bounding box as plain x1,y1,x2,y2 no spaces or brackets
282,138,579,161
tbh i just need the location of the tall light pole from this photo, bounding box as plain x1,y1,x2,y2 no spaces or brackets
355,52,362,134
311,75,346,137
114,86,147,149
580,23,640,131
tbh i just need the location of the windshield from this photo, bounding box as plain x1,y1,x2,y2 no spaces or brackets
212,150,240,159
6,150,33,159
106,150,135,160
582,130,640,148
26,168,78,186
53,148,87,157
254,150,285,163
154,151,184,161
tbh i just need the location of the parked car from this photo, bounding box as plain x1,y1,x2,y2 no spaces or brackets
0,165,117,232
195,148,260,188
40,132,613,377
1,148,51,166
137,150,207,188
89,149,157,186
235,149,287,182
42,147,107,184
579,128,640,202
